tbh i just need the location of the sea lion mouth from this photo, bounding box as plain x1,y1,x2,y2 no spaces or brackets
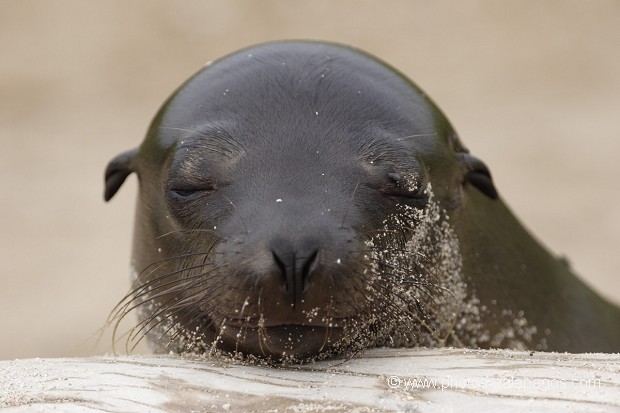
217,323,347,360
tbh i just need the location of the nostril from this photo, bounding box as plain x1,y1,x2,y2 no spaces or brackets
272,250,287,281
301,249,320,290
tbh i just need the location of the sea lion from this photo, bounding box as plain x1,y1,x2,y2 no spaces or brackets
105,41,620,361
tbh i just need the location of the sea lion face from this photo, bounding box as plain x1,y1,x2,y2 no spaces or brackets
105,42,497,361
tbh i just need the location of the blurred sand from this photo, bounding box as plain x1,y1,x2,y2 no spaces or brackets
1,0,618,359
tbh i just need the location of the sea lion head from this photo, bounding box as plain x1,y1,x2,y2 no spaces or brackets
105,41,497,362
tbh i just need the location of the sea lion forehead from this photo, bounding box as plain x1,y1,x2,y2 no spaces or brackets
154,41,446,153
177,40,417,102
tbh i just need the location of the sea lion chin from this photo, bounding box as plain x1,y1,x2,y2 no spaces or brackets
105,40,620,362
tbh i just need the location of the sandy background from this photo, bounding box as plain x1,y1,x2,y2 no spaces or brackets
1,1,618,360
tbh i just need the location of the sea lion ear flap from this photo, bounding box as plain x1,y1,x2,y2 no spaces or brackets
458,153,499,199
104,148,138,201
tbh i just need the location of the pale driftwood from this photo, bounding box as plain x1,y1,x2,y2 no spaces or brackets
0,348,618,413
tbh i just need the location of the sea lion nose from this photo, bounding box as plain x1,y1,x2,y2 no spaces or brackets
270,241,320,308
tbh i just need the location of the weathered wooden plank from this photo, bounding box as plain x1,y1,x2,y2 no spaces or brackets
1,348,618,412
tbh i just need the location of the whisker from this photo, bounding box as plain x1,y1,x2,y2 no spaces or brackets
159,126,199,134
340,181,360,229
222,195,248,235
125,269,224,346
156,228,221,240
395,132,437,140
